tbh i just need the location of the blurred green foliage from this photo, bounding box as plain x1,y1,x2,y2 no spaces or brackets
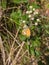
0,0,49,65
0,0,6,9
12,0,28,3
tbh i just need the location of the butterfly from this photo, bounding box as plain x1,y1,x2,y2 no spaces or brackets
22,27,31,37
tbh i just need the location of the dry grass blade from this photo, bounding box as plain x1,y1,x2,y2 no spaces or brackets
3,26,20,46
17,50,28,61
0,36,6,65
10,41,25,65
3,27,20,65
6,45,20,65
11,27,20,48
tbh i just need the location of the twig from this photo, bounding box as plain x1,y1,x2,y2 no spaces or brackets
17,50,28,61
2,26,21,65
6,45,20,65
3,6,17,11
3,26,20,46
11,27,20,48
10,41,25,65
7,27,20,64
0,36,6,65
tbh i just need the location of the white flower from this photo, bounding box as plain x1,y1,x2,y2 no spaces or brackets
23,25,27,28
33,11,38,15
22,20,26,23
26,10,32,14
29,10,32,13
33,8,35,11
33,12,36,15
29,6,32,9
36,19,40,22
31,18,34,20
35,22,38,26
26,11,29,14
36,11,38,14
28,15,31,18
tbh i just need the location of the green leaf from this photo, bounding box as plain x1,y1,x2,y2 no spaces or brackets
45,3,49,8
45,25,49,28
30,48,35,55
44,24,49,34
45,30,49,34
10,10,22,21
25,42,29,50
19,34,27,41
10,10,22,27
33,40,40,47
22,14,28,21
12,0,28,4
32,2,40,9
16,10,22,18
10,12,17,20
1,0,6,9
35,50,41,57
30,26,35,30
